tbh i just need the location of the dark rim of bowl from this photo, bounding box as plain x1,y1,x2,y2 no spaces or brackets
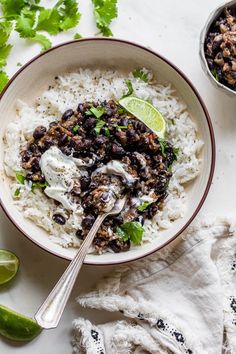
0,38,216,265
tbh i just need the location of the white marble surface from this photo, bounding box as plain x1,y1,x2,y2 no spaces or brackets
1,0,236,353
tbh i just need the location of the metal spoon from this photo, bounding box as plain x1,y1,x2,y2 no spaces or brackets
35,196,127,329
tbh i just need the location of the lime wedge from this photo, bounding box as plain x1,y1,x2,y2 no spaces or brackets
0,250,19,285
0,305,42,342
119,97,166,138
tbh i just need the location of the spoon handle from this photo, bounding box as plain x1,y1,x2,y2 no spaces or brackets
35,213,106,329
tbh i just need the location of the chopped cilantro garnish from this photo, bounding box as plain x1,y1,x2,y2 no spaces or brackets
173,147,180,160
211,67,219,82
74,33,82,39
85,110,93,116
90,106,105,119
122,79,134,98
104,127,110,137
31,181,49,192
113,124,127,129
158,138,168,157
72,124,80,133
0,70,9,91
92,0,118,37
0,21,13,46
95,119,106,135
117,107,127,114
15,172,26,184
14,187,21,197
132,68,149,82
118,221,144,245
137,201,151,212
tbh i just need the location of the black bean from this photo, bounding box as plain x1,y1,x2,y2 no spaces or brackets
52,213,66,225
83,117,96,130
21,150,32,163
31,158,40,172
135,215,144,226
108,239,130,253
120,117,129,126
75,229,83,240
43,139,54,150
77,103,85,113
28,143,39,153
58,134,69,147
49,121,58,128
33,126,46,140
80,176,91,191
81,215,95,229
83,139,92,150
60,146,72,156
100,192,110,203
62,109,74,120
111,143,125,157
112,214,123,225
94,136,109,146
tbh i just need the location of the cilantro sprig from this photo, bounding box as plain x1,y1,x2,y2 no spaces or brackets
117,221,144,245
132,68,149,83
92,0,118,37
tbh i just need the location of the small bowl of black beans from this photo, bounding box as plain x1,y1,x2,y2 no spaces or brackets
200,0,236,95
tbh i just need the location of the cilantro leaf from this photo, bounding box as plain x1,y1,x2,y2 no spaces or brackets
0,21,13,46
122,79,133,98
0,0,26,20
36,0,81,35
137,201,151,212
15,9,36,38
74,33,82,40
72,124,80,133
31,34,52,51
14,187,21,197
0,44,12,68
104,127,110,137
116,226,128,241
173,147,180,161
0,70,8,91
92,0,118,37
119,221,144,245
31,181,49,192
15,172,26,184
211,67,219,82
158,138,168,157
132,68,149,82
36,7,61,35
57,0,81,31
90,106,105,119
95,119,105,135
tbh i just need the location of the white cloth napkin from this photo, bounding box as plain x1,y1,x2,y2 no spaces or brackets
72,217,236,354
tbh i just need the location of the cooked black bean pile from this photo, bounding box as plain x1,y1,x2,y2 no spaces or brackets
205,7,236,90
20,100,177,253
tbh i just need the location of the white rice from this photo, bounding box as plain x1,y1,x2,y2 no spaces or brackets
3,68,203,250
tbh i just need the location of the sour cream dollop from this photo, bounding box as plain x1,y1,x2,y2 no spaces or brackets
40,146,81,211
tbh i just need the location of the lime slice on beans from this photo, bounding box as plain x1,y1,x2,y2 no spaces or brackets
0,250,19,285
119,96,166,138
0,305,42,342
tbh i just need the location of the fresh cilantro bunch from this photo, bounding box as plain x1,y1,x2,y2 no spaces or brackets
0,0,119,93
0,0,81,92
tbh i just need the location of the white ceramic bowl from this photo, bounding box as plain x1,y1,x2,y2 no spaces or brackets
0,39,215,265
200,0,236,96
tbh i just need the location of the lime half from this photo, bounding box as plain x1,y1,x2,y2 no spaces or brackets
0,305,42,342
119,96,166,138
0,250,19,285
